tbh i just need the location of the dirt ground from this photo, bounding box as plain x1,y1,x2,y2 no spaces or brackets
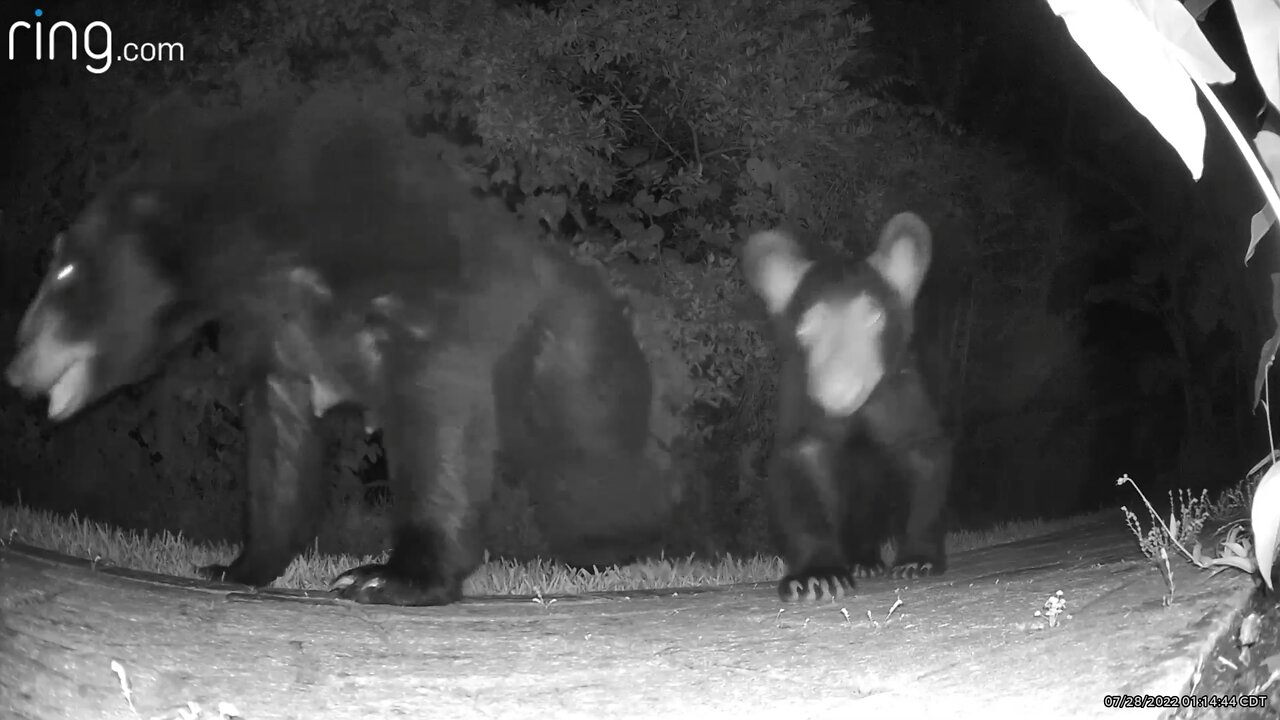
0,517,1265,720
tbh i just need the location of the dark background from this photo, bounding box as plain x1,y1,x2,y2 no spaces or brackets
0,0,1274,560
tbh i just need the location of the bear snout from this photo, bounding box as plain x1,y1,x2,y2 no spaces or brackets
5,346,41,395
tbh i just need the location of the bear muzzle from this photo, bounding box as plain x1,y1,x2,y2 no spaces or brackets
6,324,98,421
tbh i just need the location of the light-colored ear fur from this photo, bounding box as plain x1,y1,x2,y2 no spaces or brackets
867,212,932,305
743,229,814,316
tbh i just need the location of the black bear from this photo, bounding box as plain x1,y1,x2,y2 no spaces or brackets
742,213,952,602
5,94,679,606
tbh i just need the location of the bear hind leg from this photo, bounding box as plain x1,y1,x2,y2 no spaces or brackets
332,346,495,606
502,286,671,569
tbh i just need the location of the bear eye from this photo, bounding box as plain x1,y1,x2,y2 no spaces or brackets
867,308,884,327
53,263,76,284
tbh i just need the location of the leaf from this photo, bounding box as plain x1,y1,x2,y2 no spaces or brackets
637,223,665,248
1208,555,1257,573
1046,0,1235,180
693,181,724,205
618,147,650,167
523,193,568,227
1264,652,1280,673
1251,273,1280,408
635,189,678,218
1250,129,1280,253
1232,0,1280,113
635,159,669,185
518,163,538,196
609,216,645,239
491,164,516,185
745,157,778,188
1182,0,1218,20
1250,460,1280,589
596,203,638,224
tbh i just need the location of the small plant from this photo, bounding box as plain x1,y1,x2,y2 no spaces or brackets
886,593,904,620
1033,590,1068,628
111,659,244,720
1119,476,1206,562
110,660,136,714
531,588,558,610
1118,474,1258,604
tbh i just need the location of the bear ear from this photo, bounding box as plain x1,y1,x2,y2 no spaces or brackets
742,229,814,316
868,212,932,306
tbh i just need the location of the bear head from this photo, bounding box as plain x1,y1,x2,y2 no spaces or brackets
6,180,206,421
742,212,933,419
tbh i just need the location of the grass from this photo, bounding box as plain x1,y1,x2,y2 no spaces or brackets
0,500,1111,596
1115,471,1266,606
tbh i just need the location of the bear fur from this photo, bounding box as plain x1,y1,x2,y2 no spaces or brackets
742,214,952,602
6,94,680,605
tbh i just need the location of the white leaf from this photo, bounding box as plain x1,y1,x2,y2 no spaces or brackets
1250,459,1280,589
1251,130,1280,252
1233,0,1280,113
1257,130,1280,191
1046,0,1236,180
1208,555,1257,573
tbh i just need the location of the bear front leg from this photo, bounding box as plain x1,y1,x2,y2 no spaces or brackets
770,437,857,603
892,437,951,579
862,364,951,580
332,345,494,606
200,375,324,587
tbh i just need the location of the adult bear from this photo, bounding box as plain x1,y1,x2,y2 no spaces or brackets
5,94,679,606
742,214,952,603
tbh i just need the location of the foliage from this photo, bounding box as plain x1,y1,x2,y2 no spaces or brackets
1048,0,1280,589
1119,474,1257,607
402,0,872,258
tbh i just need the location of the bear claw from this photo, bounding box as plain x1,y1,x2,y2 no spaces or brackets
199,564,235,583
778,567,856,603
197,562,275,588
851,562,886,579
890,560,939,580
330,563,461,606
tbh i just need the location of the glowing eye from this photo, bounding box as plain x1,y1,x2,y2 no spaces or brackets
867,309,884,327
53,263,76,283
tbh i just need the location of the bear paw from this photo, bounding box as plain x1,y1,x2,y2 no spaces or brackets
330,563,462,606
198,561,277,588
777,567,856,602
851,561,886,579
890,559,941,580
